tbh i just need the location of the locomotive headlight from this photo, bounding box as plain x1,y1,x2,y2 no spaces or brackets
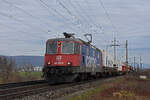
67,62,72,65
47,61,51,65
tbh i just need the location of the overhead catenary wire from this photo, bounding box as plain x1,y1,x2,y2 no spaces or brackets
96,0,121,55
67,0,91,38
0,14,49,41
73,0,105,45
68,0,91,27
38,0,68,21
83,0,103,32
98,0,118,37
55,0,86,33
68,0,96,33
75,1,95,33
37,0,80,33
0,11,47,34
1,0,54,33
0,12,52,41
0,0,62,40
2,0,56,33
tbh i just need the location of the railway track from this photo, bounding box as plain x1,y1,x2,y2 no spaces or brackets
0,80,47,89
0,78,98,100
0,79,88,100
0,76,124,100
0,80,49,100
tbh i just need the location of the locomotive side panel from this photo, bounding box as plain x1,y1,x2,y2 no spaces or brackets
80,44,102,73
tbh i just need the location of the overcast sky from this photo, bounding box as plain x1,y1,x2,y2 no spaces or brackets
0,0,150,68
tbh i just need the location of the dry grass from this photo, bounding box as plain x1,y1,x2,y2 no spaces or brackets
0,72,42,84
90,73,150,100
69,70,150,100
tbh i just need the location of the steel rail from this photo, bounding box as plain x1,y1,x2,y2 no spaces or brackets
0,80,48,100
0,76,124,100
0,80,47,89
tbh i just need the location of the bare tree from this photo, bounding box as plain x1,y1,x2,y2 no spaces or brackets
0,56,17,83
21,63,36,81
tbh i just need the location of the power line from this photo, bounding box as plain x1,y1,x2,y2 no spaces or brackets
83,0,103,33
0,20,48,40
39,0,68,20
72,0,105,45
56,0,74,17
98,0,118,37
67,0,91,36
68,0,91,28
72,0,96,33
75,0,99,33
0,11,47,34
0,0,62,39
36,0,80,33
1,0,54,32
56,0,85,33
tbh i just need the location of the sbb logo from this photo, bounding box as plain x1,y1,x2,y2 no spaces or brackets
56,55,62,61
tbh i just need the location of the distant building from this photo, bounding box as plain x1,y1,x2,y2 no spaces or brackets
33,66,42,72
17,66,42,72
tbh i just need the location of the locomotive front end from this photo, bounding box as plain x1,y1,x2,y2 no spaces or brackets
43,38,82,83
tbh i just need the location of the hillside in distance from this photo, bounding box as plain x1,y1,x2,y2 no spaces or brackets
8,56,44,67
3,55,149,68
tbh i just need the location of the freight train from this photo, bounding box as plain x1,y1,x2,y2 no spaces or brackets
42,33,129,83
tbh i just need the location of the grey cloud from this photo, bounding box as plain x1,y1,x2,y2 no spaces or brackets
0,0,150,66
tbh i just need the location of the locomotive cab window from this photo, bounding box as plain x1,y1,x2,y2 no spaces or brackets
93,49,95,57
62,41,74,54
97,52,100,58
86,47,89,56
47,42,57,54
74,43,80,54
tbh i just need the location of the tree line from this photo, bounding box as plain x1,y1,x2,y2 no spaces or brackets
0,56,42,84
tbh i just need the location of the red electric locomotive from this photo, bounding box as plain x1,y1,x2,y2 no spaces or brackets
42,33,102,83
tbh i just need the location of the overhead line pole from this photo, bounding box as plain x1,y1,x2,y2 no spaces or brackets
111,37,120,67
140,56,142,70
125,40,128,72
134,56,136,72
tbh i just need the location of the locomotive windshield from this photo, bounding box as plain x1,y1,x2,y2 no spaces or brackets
47,42,57,54
47,41,80,54
62,41,74,54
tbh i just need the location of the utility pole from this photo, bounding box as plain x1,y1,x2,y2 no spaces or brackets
125,40,128,71
140,56,142,70
111,37,120,67
137,63,139,72
134,56,136,72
